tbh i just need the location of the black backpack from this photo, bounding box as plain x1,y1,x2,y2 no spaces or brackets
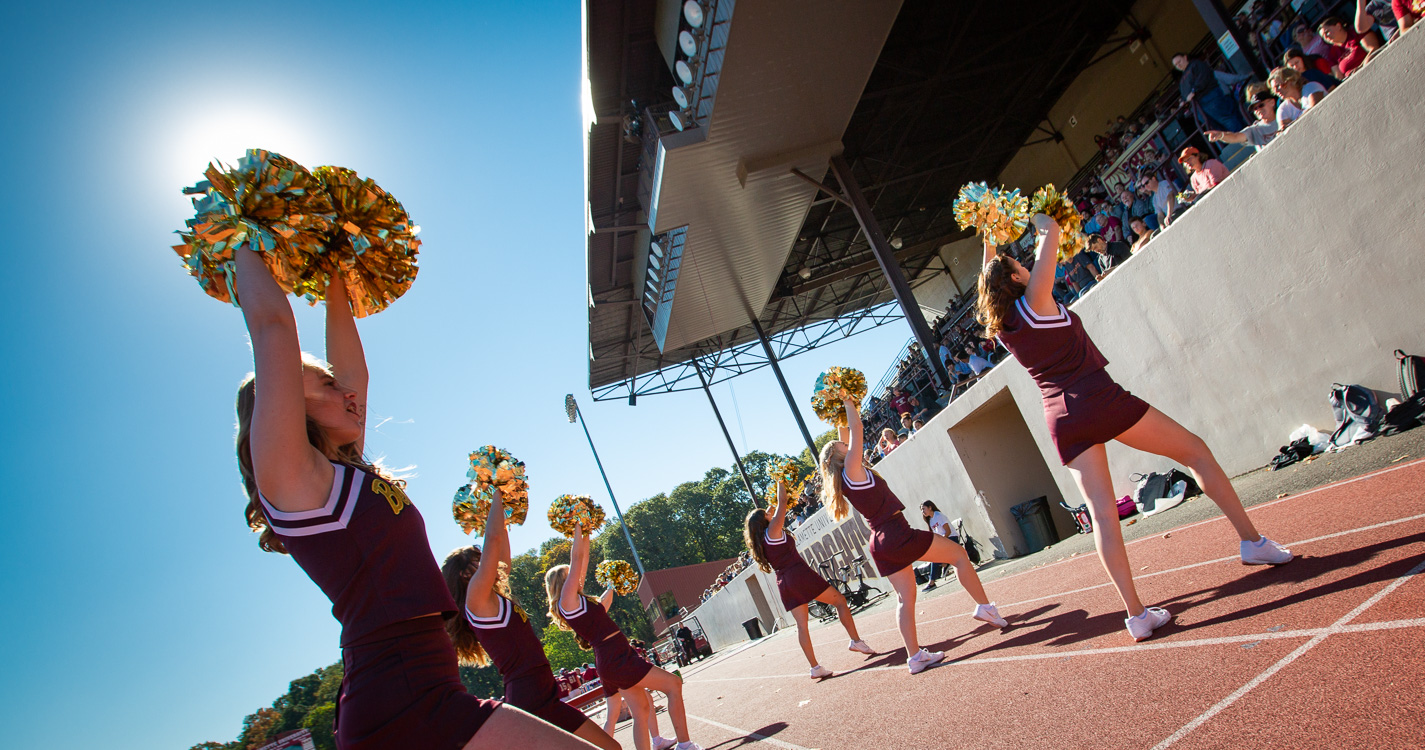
1382,394,1425,436
1398,350,1425,400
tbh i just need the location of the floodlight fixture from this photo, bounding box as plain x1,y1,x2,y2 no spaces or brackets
675,58,697,85
668,109,693,132
565,393,578,423
679,29,699,57
683,0,705,28
671,85,692,109
890,236,903,249
797,266,812,280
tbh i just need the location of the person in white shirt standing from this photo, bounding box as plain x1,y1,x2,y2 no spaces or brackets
920,502,955,591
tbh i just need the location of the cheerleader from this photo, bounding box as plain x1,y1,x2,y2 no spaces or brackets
441,491,620,750
547,524,703,750
976,213,1292,642
743,476,874,678
820,401,1009,674
603,690,676,750
231,247,592,749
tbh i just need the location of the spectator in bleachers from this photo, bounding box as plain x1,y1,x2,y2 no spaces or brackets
877,428,900,458
1177,146,1230,199
1294,23,1333,56
1268,66,1328,128
1207,89,1281,153
1113,188,1156,232
1129,217,1155,253
899,412,914,435
1064,250,1101,300
911,419,925,435
937,336,954,370
1282,47,1340,91
888,386,919,421
1394,0,1423,31
950,352,975,386
1086,233,1131,275
1318,16,1382,78
1137,173,1179,228
1083,201,1122,242
1172,52,1247,132
965,347,991,376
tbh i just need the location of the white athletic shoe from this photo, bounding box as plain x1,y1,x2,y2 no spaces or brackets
972,602,1009,628
1241,536,1294,565
847,639,874,655
1126,606,1173,642
907,648,945,674
809,664,833,679
652,737,676,750
675,743,704,750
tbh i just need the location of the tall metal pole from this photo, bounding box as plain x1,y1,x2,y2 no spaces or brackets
750,317,818,458
566,395,646,577
828,155,953,394
693,358,761,509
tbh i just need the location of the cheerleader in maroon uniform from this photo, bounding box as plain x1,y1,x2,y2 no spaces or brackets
744,476,874,678
441,492,620,750
547,523,703,750
819,401,1008,674
232,247,592,750
977,213,1293,642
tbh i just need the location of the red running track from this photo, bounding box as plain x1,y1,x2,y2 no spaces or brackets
611,459,1425,750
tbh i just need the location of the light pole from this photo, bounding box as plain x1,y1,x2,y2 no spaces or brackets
565,394,646,577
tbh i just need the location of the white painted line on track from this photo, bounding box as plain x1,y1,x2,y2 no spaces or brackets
1150,558,1425,750
691,616,1425,683
766,510,1425,656
686,713,816,750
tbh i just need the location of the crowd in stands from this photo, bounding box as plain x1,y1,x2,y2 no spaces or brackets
698,552,754,603
853,0,1411,453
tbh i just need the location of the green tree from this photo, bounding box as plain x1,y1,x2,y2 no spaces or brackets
798,429,837,468
189,742,237,750
301,704,337,750
506,549,549,632
237,707,279,749
541,622,591,672
458,664,505,700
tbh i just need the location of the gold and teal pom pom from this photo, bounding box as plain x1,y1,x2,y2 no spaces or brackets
1029,184,1087,261
173,149,336,306
451,447,529,535
312,166,421,318
953,182,1029,246
810,366,868,426
548,494,607,538
595,559,641,595
765,458,807,508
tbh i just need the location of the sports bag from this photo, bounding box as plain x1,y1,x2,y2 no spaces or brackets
1381,394,1425,436
1328,384,1382,448
1398,350,1425,400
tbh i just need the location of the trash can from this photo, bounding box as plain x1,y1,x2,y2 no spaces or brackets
1011,496,1059,554
741,618,764,640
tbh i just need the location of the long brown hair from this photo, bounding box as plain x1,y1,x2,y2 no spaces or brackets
975,254,1027,339
744,509,772,573
235,356,388,553
440,546,514,667
544,564,592,650
818,440,850,522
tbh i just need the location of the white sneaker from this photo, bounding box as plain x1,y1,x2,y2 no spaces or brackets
847,639,874,655
907,648,944,674
972,602,1008,628
1241,536,1294,565
809,664,833,679
652,737,676,750
675,743,703,750
1125,606,1173,642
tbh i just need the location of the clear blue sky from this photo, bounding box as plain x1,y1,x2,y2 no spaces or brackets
0,2,913,748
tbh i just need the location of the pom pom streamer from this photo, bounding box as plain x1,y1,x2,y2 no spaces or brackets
548,494,607,538
451,446,529,535
810,366,868,426
312,166,421,318
953,182,1029,246
173,149,336,306
764,459,807,507
595,560,641,595
1029,184,1088,261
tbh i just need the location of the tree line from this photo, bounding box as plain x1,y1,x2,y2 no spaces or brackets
189,438,831,750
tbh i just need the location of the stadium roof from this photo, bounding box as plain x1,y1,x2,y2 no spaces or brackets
585,0,1139,401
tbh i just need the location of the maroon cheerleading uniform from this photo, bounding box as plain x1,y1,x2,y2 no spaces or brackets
557,595,652,692
996,296,1149,464
764,530,831,610
259,461,497,750
840,471,933,576
465,594,587,733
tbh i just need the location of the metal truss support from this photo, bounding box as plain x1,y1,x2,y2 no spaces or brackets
828,155,953,395
751,316,818,458
694,357,760,510
1190,0,1267,80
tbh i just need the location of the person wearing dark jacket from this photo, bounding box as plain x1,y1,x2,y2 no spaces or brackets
1173,52,1246,132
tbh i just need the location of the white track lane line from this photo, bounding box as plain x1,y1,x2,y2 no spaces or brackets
765,510,1425,656
1150,558,1425,750
692,618,1425,683
686,713,816,750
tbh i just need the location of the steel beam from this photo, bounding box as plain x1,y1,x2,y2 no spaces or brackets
694,358,761,510
828,155,952,394
751,317,818,458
